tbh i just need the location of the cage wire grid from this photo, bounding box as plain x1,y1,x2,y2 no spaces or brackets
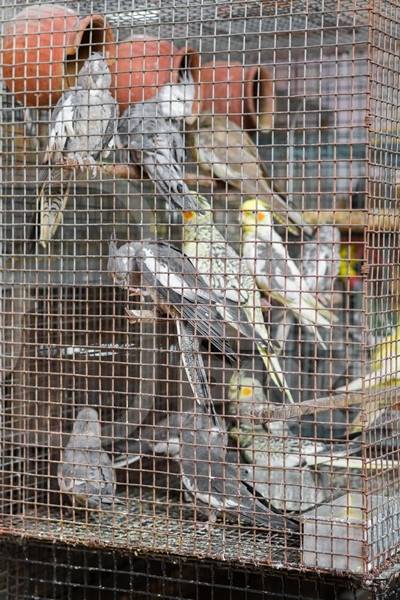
0,0,399,586
0,537,394,600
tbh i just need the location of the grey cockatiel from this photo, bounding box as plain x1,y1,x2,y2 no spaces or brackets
108,239,244,366
228,375,361,513
58,407,119,509
36,52,118,247
108,238,237,471
117,72,195,211
301,225,341,294
235,424,361,514
179,400,299,532
188,113,313,236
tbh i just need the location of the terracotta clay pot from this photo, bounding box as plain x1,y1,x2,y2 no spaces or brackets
111,37,201,122
199,61,274,131
1,4,115,107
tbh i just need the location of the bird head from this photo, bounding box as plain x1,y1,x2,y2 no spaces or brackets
228,375,266,420
70,408,102,446
108,240,138,287
181,194,213,225
78,52,112,90
240,198,272,237
157,71,195,120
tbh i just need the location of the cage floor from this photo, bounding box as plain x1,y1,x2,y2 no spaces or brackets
1,494,300,569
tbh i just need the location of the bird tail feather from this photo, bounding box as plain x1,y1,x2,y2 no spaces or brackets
38,166,72,247
257,344,294,404
336,370,385,393
268,188,313,238
234,506,298,531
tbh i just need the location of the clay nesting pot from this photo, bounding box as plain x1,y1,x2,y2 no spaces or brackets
1,4,115,107
111,37,201,123
199,61,274,131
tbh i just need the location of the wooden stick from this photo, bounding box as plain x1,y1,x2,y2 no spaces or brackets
25,158,399,234
253,388,398,422
305,210,400,232
101,163,140,180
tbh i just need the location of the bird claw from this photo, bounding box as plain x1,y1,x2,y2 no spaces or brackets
196,512,218,532
66,155,97,177
128,287,144,297
64,157,81,170
125,308,157,324
81,156,98,177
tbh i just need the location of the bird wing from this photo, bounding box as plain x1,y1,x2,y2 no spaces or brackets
100,93,119,154
250,232,335,326
170,124,187,167
139,242,219,305
302,226,341,292
44,89,80,161
138,244,237,361
98,450,116,493
65,90,117,158
175,319,212,403
59,448,95,487
125,110,190,200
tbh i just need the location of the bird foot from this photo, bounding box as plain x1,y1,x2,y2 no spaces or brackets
63,157,82,170
196,511,218,532
127,287,144,297
125,308,158,324
80,156,98,177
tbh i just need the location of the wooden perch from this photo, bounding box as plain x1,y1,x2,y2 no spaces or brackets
32,160,399,234
101,163,141,180
94,163,216,189
252,387,399,423
305,210,400,232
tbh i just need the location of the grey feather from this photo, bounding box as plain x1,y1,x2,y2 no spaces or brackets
58,408,118,509
179,402,299,532
37,53,118,247
108,240,237,363
175,319,213,405
301,225,341,293
117,76,195,210
237,426,361,514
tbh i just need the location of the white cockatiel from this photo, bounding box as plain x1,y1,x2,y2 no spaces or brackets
240,199,337,347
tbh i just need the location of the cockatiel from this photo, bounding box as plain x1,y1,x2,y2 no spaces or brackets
58,408,119,509
240,199,337,347
37,52,118,247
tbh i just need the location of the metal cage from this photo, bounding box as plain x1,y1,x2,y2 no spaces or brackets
0,537,389,599
0,0,400,586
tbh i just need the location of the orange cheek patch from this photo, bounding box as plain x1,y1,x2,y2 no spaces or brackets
257,212,266,222
241,387,253,398
183,211,194,222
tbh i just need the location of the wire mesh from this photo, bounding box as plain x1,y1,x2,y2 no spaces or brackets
0,0,399,581
0,537,383,599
